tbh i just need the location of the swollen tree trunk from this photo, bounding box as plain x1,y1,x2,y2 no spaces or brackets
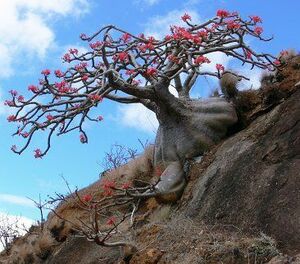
149,85,238,200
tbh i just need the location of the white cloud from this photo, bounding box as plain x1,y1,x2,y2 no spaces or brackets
135,0,160,6
0,212,34,251
238,68,263,90
0,0,89,78
118,104,158,134
144,9,201,39
0,194,35,208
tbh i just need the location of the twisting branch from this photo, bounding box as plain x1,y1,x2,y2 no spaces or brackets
6,10,279,157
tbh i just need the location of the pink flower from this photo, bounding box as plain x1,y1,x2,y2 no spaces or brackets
21,132,29,138
102,179,116,196
46,114,54,121
4,100,14,106
115,51,129,62
28,85,39,93
97,115,103,121
121,33,132,43
125,69,135,76
89,41,103,49
81,75,89,81
279,50,289,57
254,26,263,35
246,50,252,60
79,133,87,143
55,81,71,93
34,149,42,158
9,90,18,97
198,30,208,38
17,95,25,102
63,53,71,63
69,48,78,55
226,20,240,30
194,55,211,65
145,67,158,77
75,62,88,72
250,15,262,24
273,60,281,66
89,94,103,102
181,13,191,22
41,69,51,76
54,70,64,78
217,9,230,18
82,194,92,203
216,64,224,72
106,216,116,226
7,115,16,122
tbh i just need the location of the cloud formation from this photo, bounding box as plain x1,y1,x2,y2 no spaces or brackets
0,0,89,78
0,194,35,207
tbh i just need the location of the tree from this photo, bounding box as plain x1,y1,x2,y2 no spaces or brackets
7,10,278,197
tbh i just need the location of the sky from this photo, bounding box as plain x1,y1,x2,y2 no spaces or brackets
0,0,299,228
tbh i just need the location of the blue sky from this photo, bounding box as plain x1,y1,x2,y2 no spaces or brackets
0,0,299,224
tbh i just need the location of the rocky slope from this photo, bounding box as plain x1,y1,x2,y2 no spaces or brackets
1,55,300,264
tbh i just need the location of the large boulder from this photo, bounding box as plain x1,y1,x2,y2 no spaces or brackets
186,89,300,254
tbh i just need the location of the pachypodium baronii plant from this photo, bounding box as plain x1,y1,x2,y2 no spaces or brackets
6,10,279,158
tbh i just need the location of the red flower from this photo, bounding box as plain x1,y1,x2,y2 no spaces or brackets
198,30,208,38
226,20,240,30
81,75,89,81
88,94,103,102
194,55,210,65
97,115,103,121
254,26,263,35
146,67,158,77
216,9,230,18
21,132,29,138
55,81,71,93
46,114,54,121
82,194,92,203
17,95,24,102
28,85,39,93
80,133,87,143
273,60,281,66
121,33,131,43
69,48,78,55
102,179,116,196
63,53,71,62
125,69,135,76
121,182,131,190
34,149,42,158
181,13,191,22
115,51,129,62
4,100,14,106
216,64,224,72
75,62,88,72
245,50,252,60
9,90,18,97
41,69,51,76
106,216,116,226
7,115,16,122
89,41,103,49
250,15,262,24
54,70,64,78
164,35,172,41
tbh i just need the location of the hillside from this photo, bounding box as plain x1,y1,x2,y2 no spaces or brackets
1,55,300,264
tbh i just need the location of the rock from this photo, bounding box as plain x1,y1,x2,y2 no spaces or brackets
186,90,300,254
